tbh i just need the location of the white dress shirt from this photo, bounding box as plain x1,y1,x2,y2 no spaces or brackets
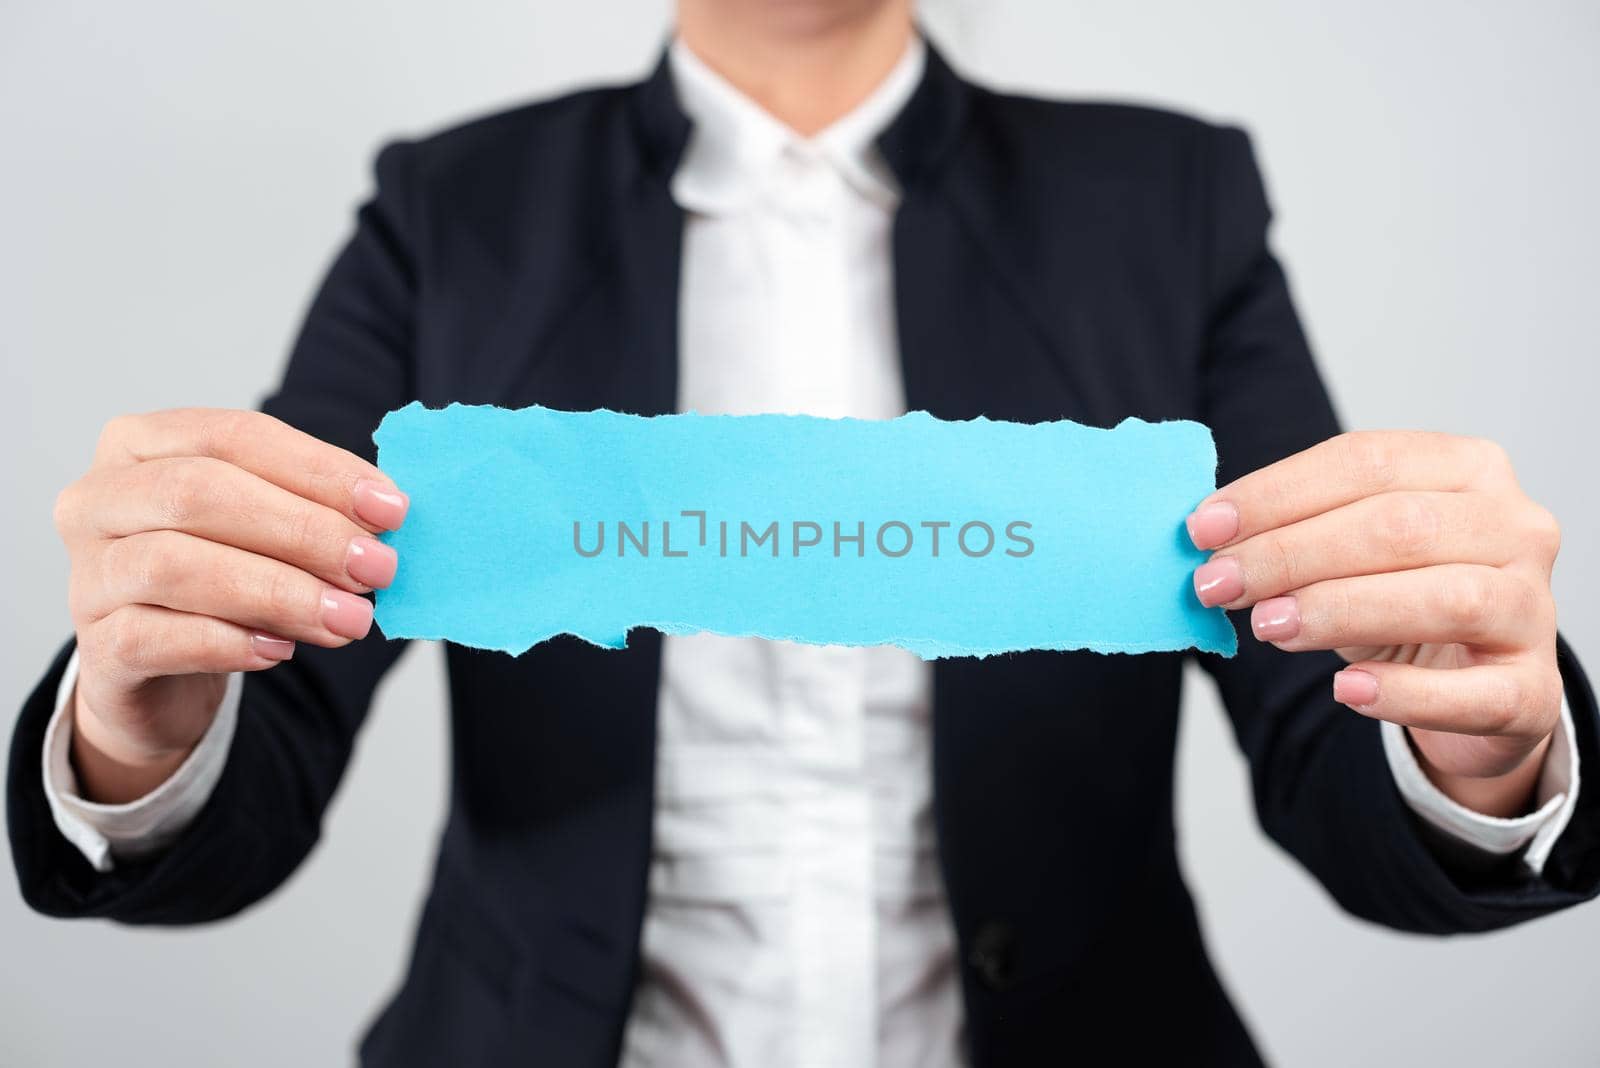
42,34,1582,1068
619,38,961,1068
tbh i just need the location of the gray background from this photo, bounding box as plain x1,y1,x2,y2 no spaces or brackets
3,1,1596,1063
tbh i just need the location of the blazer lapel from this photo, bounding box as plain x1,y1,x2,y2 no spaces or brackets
463,55,687,421
883,46,1106,425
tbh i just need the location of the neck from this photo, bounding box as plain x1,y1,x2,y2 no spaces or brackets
676,1,915,136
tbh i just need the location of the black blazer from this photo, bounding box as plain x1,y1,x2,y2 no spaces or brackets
12,45,1600,1067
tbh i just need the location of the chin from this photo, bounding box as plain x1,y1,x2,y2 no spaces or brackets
720,0,903,36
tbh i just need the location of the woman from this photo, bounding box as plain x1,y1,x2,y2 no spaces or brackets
13,1,1598,1064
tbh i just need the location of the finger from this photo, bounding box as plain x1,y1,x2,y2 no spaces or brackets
1331,660,1561,738
1187,431,1514,550
83,604,299,682
1192,490,1523,610
1247,565,1548,654
93,408,408,532
71,458,397,593
80,529,376,646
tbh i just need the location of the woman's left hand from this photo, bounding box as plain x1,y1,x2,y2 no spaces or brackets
1186,430,1563,816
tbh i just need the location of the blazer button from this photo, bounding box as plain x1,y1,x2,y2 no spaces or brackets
968,920,1017,991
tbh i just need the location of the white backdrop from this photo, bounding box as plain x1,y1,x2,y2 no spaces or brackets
3,2,1597,1063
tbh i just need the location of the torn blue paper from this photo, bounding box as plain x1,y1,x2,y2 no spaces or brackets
372,403,1236,659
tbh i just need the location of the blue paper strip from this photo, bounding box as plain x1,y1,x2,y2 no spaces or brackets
373,403,1236,659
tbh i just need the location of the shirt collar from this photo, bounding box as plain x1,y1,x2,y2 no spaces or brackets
668,35,927,215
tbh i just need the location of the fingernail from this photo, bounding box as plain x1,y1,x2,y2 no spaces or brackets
1251,596,1301,642
346,536,398,589
1186,501,1239,549
1193,556,1244,607
1334,668,1380,709
321,589,374,640
250,633,295,661
354,479,409,530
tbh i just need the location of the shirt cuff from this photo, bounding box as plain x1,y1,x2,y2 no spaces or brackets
41,650,241,873
1381,698,1580,876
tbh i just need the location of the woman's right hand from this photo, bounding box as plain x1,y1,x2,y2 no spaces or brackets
53,408,409,802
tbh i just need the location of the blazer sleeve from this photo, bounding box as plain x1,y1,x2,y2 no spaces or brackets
7,142,422,924
1193,124,1600,933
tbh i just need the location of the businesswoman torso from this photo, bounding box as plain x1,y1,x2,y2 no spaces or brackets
14,25,1600,1068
